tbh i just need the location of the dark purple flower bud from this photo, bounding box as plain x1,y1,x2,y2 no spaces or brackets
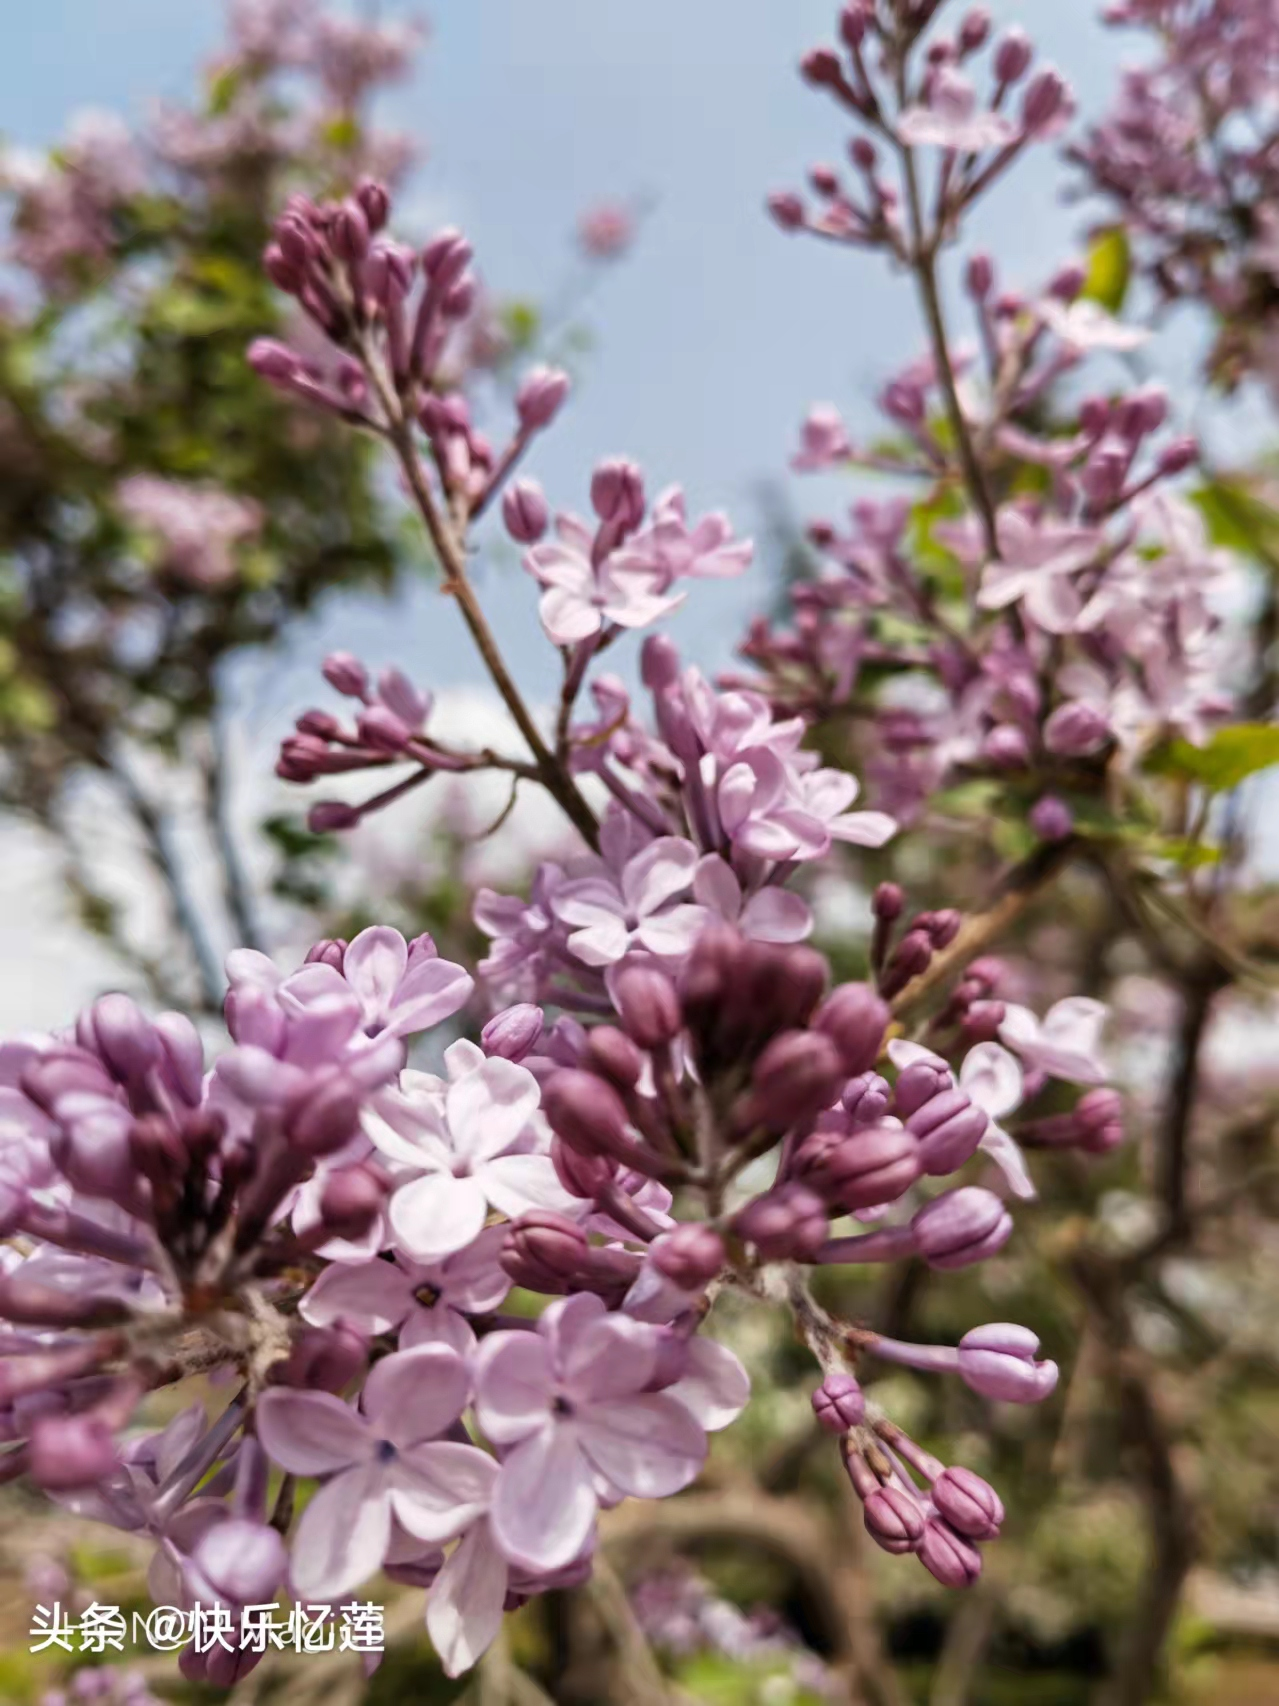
767,192,805,231
963,260,995,311
863,1485,926,1555
982,723,1031,768
613,965,682,1049
590,457,645,529
926,910,962,949
551,1135,615,1200
272,1324,368,1393
502,478,550,544
812,984,889,1075
129,1113,188,1193
543,1071,634,1159
932,1466,1004,1540
809,163,840,197
883,929,933,995
29,1413,119,1489
1073,1087,1124,1154
307,800,361,833
181,1644,263,1689
912,1188,1012,1270
357,704,413,753
317,1165,385,1241
333,200,370,263
894,1060,952,1118
960,1000,1006,1044
920,1519,983,1586
849,136,877,171
516,365,570,431
640,634,681,690
959,8,991,52
1021,68,1069,133
356,178,390,233
263,244,303,292
732,1182,828,1262
958,1323,1058,1403
812,1371,865,1432
839,3,869,47
993,27,1032,83
651,1224,725,1290
1157,435,1198,476
800,48,844,88
305,938,348,972
1044,701,1110,758
794,1119,922,1211
882,380,926,425
194,1519,288,1604
1048,262,1086,302
322,651,369,698
296,708,340,739
285,1079,362,1156
482,1004,544,1063
843,1072,893,1125
584,1028,644,1090
907,1088,989,1175
749,1030,844,1130
1030,795,1073,841
421,227,473,287
248,337,302,382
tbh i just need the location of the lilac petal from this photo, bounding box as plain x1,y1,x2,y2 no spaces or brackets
389,1172,488,1263
300,1260,415,1336
446,1057,540,1164
362,1101,453,1173
734,816,808,860
390,1441,499,1542
426,1523,509,1678
473,1331,554,1444
692,854,743,919
386,956,474,1038
567,916,632,967
377,667,430,729
555,880,626,929
540,1291,607,1363
362,1345,471,1446
622,837,700,918
289,1464,392,1601
577,1393,706,1498
436,1224,512,1313
738,886,813,943
635,904,710,959
979,1122,1037,1202
489,1425,597,1572
829,810,898,848
666,1337,751,1432
216,1047,308,1108
960,1043,1023,1119
480,1153,582,1220
153,1404,209,1485
342,927,409,1025
540,587,601,645
400,1304,478,1357
255,1388,372,1476
561,1313,659,1404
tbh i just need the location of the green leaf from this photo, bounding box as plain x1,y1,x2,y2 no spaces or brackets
1150,724,1279,791
1191,475,1279,561
1081,226,1131,313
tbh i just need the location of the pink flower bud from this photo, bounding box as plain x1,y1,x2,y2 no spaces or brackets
516,365,570,431
732,1182,828,1262
912,1187,1012,1270
30,1413,119,1489
1044,701,1110,757
800,48,843,88
959,8,991,52
894,1060,952,1118
966,254,994,299
651,1224,725,1290
305,938,348,971
322,651,369,698
551,1135,615,1200
993,27,1032,83
318,1164,385,1241
272,1324,368,1393
1157,435,1198,476
78,993,161,1083
925,910,962,949
584,1028,644,1090
767,191,805,231
296,708,340,739
613,965,682,1049
333,200,370,263
285,1079,362,1156
919,1519,983,1586
907,1088,989,1176
1030,795,1073,841
931,1467,1004,1540
307,801,361,834
749,1030,845,1130
813,984,889,1075
482,1004,544,1063
356,178,391,233
421,227,473,287
641,634,681,690
543,1071,634,1160
1021,68,1069,133
503,1210,589,1282
842,1072,892,1124
982,723,1032,768
248,337,302,382
263,244,303,292
873,882,904,921
958,1323,1059,1403
590,457,645,529
502,478,550,544
357,704,413,753
863,1485,925,1555
812,1372,865,1432
795,1119,922,1211
1048,262,1086,302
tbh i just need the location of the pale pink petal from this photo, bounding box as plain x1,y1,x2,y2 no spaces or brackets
446,1057,540,1164
489,1425,597,1572
289,1464,391,1602
666,1337,751,1432
738,887,813,943
480,1152,582,1219
300,1260,414,1336
400,1304,478,1357
540,586,601,645
362,1344,471,1446
560,1313,659,1404
567,916,632,966
473,1331,554,1444
385,956,474,1037
390,1441,499,1542
959,1043,1024,1121
436,1224,512,1313
389,1172,489,1263
576,1393,706,1497
828,810,898,848
255,1388,372,1476
426,1522,509,1678
622,837,700,917
692,854,743,920
979,1122,1037,1201
343,927,409,1024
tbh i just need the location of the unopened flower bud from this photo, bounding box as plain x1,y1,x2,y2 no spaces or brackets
959,8,991,52
551,1136,615,1200
194,1519,288,1604
651,1224,725,1290
1021,68,1069,133
907,1087,989,1175
794,1118,922,1211
307,800,361,834
800,48,843,88
502,478,550,544
584,1028,644,1090
503,1210,588,1282
1044,701,1109,757
863,1485,925,1555
842,1072,892,1125
732,1182,828,1262
1030,795,1073,841
1157,435,1198,476
516,365,570,431
993,27,1032,84
812,1371,865,1432
286,1079,362,1156
318,1164,385,1241
356,178,390,233
749,1030,844,1130
813,984,889,1074
958,1323,1059,1403
767,192,805,231
248,337,302,382
590,457,645,529
421,227,473,287
932,1466,1004,1540
322,651,369,698
966,254,994,299
982,723,1031,768
919,1519,983,1586
272,1324,368,1393
912,1187,1011,1270
894,1059,952,1118
78,993,161,1083
482,1004,544,1063
613,965,682,1049
29,1413,118,1489
543,1071,634,1159
333,200,370,263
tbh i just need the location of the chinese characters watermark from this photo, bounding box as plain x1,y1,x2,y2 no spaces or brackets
29,1601,384,1656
